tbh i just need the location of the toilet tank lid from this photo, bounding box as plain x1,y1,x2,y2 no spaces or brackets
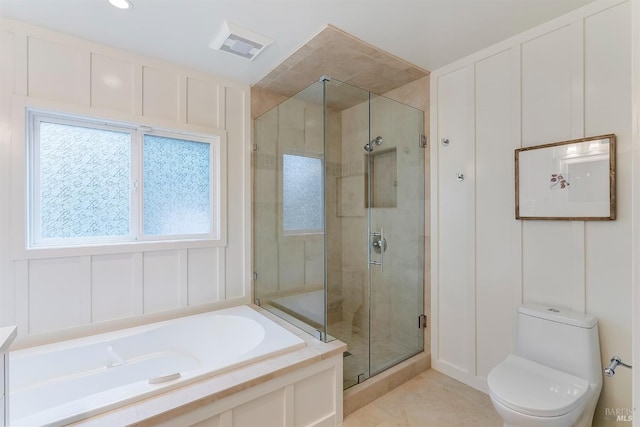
518,304,597,328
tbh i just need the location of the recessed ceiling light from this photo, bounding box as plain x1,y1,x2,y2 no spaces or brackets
109,0,132,10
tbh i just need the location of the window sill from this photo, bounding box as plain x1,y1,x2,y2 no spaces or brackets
14,238,226,260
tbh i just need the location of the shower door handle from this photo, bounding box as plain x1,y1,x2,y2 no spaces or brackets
370,228,386,272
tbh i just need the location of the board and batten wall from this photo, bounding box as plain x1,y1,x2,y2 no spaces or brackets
633,0,640,420
0,19,251,347
430,0,633,425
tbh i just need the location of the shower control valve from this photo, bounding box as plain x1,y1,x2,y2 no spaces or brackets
371,237,387,253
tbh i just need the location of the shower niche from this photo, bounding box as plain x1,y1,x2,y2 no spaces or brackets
369,147,397,208
253,78,425,389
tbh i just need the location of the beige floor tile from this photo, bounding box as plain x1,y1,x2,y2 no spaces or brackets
342,370,502,427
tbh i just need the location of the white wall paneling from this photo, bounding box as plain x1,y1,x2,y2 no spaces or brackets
91,254,136,323
143,251,181,314
434,65,476,378
28,257,91,334
187,247,222,305
474,48,522,379
27,37,89,106
0,30,15,328
0,18,251,346
142,66,179,121
520,21,586,312
90,53,135,114
431,0,634,423
187,77,220,128
583,1,634,419
631,0,640,420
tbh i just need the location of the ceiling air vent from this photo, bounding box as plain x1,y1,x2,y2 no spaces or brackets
209,21,273,61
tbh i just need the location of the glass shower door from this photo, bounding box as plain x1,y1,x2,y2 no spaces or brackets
254,78,425,389
367,94,425,375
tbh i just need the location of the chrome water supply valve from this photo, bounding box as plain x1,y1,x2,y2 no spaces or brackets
604,356,632,377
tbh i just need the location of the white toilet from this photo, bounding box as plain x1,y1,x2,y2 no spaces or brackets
487,304,602,427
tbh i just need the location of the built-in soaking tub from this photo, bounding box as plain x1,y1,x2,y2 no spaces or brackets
9,305,310,427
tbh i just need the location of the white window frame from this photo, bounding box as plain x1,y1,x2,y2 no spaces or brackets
138,129,220,242
26,108,222,251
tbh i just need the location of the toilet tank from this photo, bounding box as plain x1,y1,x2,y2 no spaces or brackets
516,304,602,385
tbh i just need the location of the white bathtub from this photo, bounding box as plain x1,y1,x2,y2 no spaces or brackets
9,305,305,427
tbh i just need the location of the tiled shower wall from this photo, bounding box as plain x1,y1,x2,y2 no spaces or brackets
253,96,343,305
339,92,427,364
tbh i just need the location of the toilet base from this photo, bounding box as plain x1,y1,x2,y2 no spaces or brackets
490,393,593,427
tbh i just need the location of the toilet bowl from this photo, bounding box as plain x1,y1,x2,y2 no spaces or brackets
487,305,602,427
488,354,594,426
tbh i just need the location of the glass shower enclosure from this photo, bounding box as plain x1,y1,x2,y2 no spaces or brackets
254,78,425,389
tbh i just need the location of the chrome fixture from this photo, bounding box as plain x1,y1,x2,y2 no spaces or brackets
441,138,450,146
456,173,465,182
369,228,387,271
364,136,384,152
604,356,632,377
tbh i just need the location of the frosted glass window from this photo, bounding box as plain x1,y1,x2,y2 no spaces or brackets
143,135,211,236
38,122,130,240
283,154,323,232
28,109,219,249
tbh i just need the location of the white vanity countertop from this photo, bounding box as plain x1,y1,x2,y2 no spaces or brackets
0,326,17,353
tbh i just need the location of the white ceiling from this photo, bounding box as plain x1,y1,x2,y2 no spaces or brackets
0,0,596,86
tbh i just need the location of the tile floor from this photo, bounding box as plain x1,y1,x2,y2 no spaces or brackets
342,369,503,427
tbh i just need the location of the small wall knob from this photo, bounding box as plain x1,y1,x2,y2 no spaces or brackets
456,173,464,182
441,138,450,146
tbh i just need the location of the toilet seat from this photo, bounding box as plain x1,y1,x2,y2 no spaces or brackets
488,354,590,418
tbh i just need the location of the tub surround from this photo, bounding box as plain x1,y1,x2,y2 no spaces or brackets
11,306,306,426
49,306,347,427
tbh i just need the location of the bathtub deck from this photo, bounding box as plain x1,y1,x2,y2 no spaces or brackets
66,305,346,427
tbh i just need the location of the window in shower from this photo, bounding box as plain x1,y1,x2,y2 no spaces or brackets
282,153,323,234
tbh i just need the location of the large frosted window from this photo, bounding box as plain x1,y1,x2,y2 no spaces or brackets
143,135,211,236
38,122,130,240
28,110,218,248
283,154,323,232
